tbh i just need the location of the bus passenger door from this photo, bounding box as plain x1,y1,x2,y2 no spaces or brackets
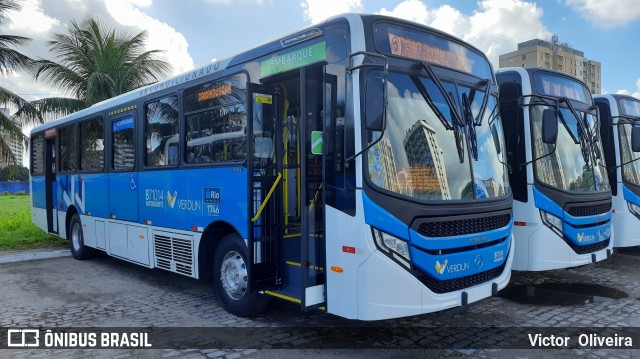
299,66,326,310
248,84,284,291
108,114,139,223
45,136,58,233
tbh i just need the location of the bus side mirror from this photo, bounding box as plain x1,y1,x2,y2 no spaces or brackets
542,109,558,144
632,126,640,152
490,123,501,155
365,76,386,132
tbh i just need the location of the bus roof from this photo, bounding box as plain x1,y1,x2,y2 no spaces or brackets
30,13,364,136
498,66,593,90
30,12,492,136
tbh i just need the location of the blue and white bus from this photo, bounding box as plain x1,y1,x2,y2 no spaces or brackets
30,14,513,320
496,67,613,271
594,94,640,248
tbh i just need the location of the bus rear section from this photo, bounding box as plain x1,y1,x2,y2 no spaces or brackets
594,94,640,248
497,67,613,271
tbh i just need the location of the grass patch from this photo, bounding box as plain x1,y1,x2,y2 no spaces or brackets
0,195,68,250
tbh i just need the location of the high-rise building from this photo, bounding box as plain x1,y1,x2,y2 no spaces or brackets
0,108,23,168
499,35,601,94
403,120,451,200
369,137,399,193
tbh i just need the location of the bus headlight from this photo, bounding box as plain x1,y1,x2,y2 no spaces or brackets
372,229,411,266
628,202,640,219
540,210,563,238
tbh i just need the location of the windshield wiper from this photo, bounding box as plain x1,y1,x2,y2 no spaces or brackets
583,109,604,164
412,61,466,163
560,97,592,165
410,76,453,131
472,79,491,126
462,93,478,160
416,61,464,127
611,115,640,169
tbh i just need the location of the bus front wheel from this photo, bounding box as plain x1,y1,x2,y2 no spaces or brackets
68,213,95,260
213,234,269,317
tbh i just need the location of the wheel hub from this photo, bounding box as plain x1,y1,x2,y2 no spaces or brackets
71,223,82,252
220,251,248,300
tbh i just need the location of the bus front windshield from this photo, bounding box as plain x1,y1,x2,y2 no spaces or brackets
366,71,510,200
618,97,640,186
531,105,609,192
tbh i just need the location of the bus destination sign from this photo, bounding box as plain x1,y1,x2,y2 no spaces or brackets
197,83,232,102
388,33,474,73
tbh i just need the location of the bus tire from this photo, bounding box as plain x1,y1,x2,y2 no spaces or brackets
213,233,269,317
68,213,95,260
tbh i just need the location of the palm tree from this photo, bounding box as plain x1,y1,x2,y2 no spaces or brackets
0,0,37,164
16,17,172,120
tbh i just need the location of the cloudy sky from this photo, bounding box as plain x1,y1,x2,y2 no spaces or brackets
1,0,640,102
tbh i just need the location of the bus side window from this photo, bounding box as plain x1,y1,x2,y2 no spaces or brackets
79,117,104,172
185,104,247,164
31,135,45,176
183,74,248,165
59,125,78,173
145,95,179,167
112,115,135,171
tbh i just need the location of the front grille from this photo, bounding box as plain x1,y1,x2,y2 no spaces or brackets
414,260,507,294
567,202,611,217
563,237,610,255
416,213,511,238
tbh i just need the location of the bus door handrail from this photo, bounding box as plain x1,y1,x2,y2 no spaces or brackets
251,172,283,223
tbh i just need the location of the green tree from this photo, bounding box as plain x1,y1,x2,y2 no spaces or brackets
0,0,38,164
14,17,172,121
0,164,28,181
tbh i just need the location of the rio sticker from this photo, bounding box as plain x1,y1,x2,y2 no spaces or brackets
204,187,221,216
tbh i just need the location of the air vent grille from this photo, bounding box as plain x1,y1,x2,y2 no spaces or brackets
154,233,194,277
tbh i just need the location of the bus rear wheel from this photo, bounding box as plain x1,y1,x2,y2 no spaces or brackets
69,213,95,260
213,234,269,317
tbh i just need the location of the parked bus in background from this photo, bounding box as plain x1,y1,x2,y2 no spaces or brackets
30,13,513,320
593,94,640,248
496,67,613,271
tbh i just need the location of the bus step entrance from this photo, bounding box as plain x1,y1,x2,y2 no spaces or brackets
264,259,324,304
251,231,282,290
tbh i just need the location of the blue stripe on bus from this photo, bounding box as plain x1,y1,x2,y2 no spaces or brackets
623,185,640,207
362,192,510,281
362,192,410,241
31,176,46,208
533,187,612,247
53,167,249,238
410,236,509,281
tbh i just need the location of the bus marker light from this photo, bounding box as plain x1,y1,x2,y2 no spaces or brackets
139,235,145,239
144,220,152,225
342,246,355,254
331,266,344,273
86,212,92,216
514,221,526,226
191,226,204,232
